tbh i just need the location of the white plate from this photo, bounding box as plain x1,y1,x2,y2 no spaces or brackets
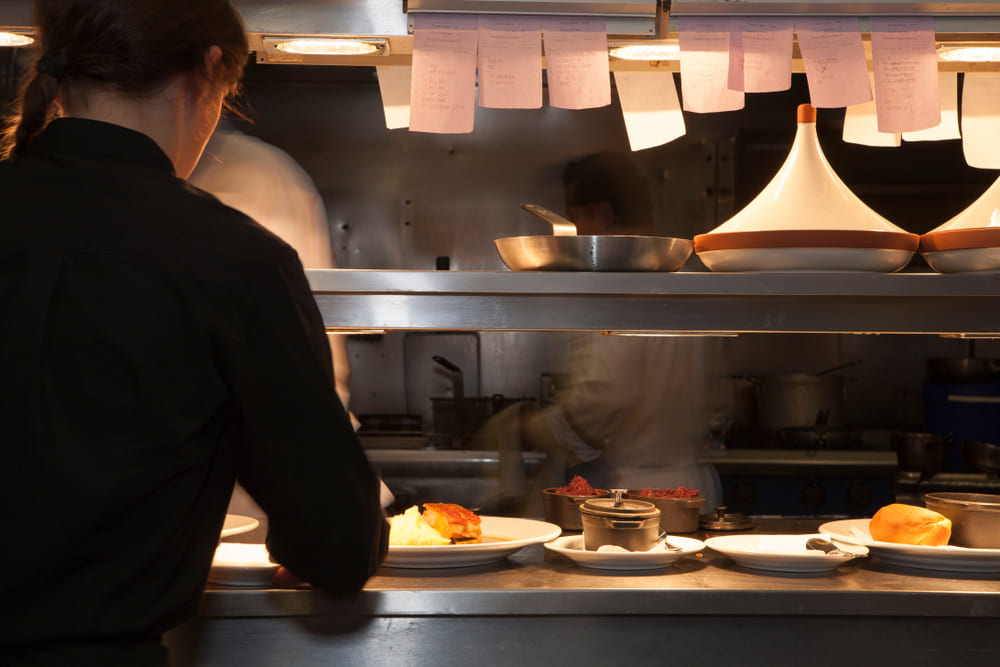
220,514,259,538
209,543,280,587
820,518,1000,573
705,533,866,573
544,534,704,571
383,516,562,569
922,247,1000,273
699,247,913,273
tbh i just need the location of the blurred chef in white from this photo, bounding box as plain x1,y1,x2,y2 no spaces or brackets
190,120,392,535
521,152,724,509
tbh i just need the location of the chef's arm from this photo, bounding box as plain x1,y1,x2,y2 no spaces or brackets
219,253,387,598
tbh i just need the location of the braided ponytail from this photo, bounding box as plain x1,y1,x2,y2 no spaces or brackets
0,52,64,160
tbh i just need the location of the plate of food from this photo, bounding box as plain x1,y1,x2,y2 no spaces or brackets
384,503,561,569
544,534,704,571
820,503,1000,573
704,533,866,573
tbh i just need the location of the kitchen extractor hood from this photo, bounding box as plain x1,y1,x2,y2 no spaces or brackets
406,0,659,36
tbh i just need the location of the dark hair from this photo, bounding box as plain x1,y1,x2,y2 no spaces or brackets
562,152,655,234
1,0,249,159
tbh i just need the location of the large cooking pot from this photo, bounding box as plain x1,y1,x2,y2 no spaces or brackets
752,373,848,432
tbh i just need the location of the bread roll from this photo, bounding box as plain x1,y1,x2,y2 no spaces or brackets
869,503,952,546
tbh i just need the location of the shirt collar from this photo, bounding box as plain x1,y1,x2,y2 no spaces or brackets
27,117,177,176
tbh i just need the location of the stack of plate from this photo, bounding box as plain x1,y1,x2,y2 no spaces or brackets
694,104,918,273
920,176,1000,273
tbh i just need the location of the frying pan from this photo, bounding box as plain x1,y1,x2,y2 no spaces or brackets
494,204,693,272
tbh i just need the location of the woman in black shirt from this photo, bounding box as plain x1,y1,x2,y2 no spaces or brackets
0,2,387,664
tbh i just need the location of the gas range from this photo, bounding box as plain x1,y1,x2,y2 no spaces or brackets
893,470,1000,506
701,448,897,517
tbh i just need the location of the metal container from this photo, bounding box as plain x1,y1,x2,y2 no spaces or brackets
431,394,528,439
891,432,950,477
927,357,1000,384
964,440,1000,474
543,487,610,531
924,492,1000,549
494,235,693,272
753,373,847,432
580,493,661,551
628,490,706,533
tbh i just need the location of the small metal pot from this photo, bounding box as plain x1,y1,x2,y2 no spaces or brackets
752,373,847,432
543,488,610,531
580,492,661,551
925,492,1000,549
891,432,950,477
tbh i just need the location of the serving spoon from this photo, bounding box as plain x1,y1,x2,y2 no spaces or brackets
655,530,682,552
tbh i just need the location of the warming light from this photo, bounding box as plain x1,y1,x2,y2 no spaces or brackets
608,42,681,62
273,37,388,56
937,43,1000,63
0,32,33,47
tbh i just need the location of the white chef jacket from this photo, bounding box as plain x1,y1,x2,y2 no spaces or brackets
190,127,394,513
530,332,723,509
189,126,352,411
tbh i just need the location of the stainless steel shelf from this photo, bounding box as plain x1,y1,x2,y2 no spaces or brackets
307,269,1000,334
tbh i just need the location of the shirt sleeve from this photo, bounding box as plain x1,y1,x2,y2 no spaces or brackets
215,247,387,598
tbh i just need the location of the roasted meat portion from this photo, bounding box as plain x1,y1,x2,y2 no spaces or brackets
421,503,483,543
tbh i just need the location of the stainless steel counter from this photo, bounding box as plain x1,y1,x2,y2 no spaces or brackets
306,269,1000,334
167,519,1000,666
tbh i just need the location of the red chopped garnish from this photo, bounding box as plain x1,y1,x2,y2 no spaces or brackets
636,486,701,498
554,475,604,496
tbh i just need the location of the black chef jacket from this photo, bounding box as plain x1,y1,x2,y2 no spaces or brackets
0,119,387,665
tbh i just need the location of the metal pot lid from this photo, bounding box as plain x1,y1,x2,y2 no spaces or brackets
699,506,754,531
581,490,660,519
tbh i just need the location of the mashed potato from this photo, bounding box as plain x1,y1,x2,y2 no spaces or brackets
389,505,450,546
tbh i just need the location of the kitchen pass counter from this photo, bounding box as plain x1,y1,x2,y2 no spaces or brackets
166,519,1000,666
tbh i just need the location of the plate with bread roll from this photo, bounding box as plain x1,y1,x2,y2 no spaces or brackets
384,503,561,568
821,503,1000,573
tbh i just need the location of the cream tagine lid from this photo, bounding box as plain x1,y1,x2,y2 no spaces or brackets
694,104,918,271
920,176,1000,272
921,176,1000,250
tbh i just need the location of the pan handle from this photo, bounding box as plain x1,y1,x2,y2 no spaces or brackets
520,203,577,236
432,355,462,374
